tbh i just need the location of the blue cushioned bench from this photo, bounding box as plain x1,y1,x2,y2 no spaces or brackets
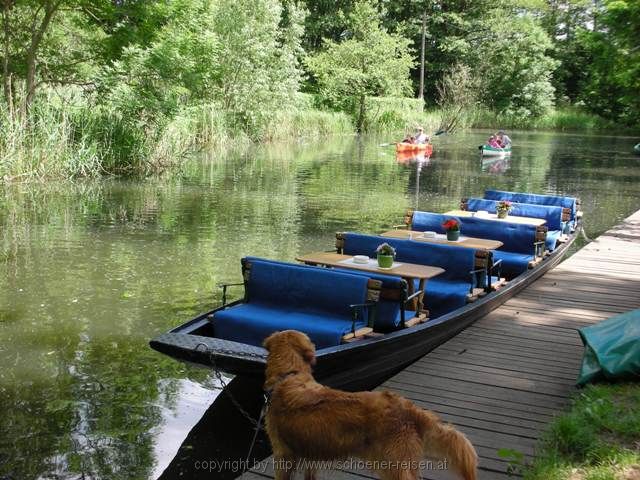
337,232,479,319
408,211,546,278
484,189,578,232
250,257,413,332
462,197,564,251
213,257,381,349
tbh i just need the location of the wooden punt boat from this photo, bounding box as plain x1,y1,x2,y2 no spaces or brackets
479,145,511,156
150,215,579,392
396,142,433,155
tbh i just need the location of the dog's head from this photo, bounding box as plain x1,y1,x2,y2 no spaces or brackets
263,330,317,369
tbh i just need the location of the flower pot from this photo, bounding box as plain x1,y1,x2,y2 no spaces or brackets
497,210,508,219
377,254,394,268
446,230,460,241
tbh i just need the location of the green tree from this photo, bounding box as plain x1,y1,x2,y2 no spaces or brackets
379,0,495,104
576,0,640,125
1,0,108,118
470,12,558,117
302,0,357,51
306,0,414,132
211,0,304,132
101,0,304,134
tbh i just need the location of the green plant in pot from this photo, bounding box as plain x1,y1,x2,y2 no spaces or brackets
442,218,461,241
496,200,513,219
376,242,396,268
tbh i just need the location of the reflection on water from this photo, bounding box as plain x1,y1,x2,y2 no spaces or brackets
481,156,511,174
1,130,639,479
151,379,219,479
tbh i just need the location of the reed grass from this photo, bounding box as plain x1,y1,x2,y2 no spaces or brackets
261,109,353,142
364,106,441,135
3,88,631,183
0,93,355,181
470,107,626,132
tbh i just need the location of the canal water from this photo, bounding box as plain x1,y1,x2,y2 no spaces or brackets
1,130,639,479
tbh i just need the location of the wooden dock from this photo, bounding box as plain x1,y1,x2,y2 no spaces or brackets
241,210,640,480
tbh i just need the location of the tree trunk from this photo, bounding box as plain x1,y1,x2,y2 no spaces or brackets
356,94,366,133
22,0,60,118
2,1,12,119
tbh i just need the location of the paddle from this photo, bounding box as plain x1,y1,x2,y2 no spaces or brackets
379,129,446,147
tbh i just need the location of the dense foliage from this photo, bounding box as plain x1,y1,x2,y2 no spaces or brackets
306,1,414,132
0,0,638,178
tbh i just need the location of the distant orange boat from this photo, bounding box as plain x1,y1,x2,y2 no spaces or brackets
395,143,433,156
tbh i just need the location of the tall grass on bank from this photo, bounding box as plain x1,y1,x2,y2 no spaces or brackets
363,97,440,134
522,384,640,480
471,107,625,132
3,89,634,183
261,109,353,142
0,103,101,181
0,93,355,181
0,88,152,181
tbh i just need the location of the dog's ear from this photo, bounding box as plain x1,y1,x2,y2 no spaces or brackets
263,332,279,351
302,347,316,366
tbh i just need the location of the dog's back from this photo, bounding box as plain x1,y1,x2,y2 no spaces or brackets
263,331,478,480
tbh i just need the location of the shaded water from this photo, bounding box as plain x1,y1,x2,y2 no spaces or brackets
1,130,639,479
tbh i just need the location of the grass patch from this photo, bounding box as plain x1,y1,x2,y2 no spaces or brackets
470,107,632,132
524,383,640,480
261,109,354,142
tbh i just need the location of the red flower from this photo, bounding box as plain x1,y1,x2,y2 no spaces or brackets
442,218,460,231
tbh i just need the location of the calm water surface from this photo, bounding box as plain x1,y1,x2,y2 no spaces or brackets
1,130,639,479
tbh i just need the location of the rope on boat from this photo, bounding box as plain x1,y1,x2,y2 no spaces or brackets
194,342,265,430
194,343,266,474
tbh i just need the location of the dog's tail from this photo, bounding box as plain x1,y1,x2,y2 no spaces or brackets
420,410,478,480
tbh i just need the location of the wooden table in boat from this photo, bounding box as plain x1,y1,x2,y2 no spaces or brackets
380,229,503,250
295,252,445,313
444,209,547,226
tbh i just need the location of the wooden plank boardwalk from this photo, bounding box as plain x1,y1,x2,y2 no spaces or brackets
241,209,640,480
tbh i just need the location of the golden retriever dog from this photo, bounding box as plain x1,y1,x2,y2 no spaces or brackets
263,330,478,480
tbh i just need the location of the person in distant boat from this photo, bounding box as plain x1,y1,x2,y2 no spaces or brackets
402,135,416,144
487,135,501,148
415,127,429,144
497,130,512,148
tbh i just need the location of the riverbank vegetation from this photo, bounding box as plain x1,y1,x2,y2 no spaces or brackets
524,384,640,480
1,0,638,180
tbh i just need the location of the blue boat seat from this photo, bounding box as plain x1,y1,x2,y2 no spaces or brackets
484,189,578,230
463,197,564,251
338,232,476,319
214,258,376,348
409,211,544,278
243,257,411,332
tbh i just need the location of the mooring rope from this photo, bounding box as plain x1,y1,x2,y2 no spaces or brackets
194,342,266,474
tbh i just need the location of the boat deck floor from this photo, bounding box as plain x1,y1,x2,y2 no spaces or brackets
240,209,640,480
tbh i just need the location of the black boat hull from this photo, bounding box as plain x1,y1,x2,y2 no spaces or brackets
150,231,576,390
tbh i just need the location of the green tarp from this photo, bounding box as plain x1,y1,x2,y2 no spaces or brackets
577,309,640,386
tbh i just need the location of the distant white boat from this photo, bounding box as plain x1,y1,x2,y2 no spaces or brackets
479,145,512,156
